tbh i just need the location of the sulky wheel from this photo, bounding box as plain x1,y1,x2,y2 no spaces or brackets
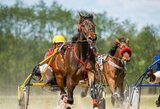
98,98,106,109
97,90,106,109
95,83,106,109
19,86,29,109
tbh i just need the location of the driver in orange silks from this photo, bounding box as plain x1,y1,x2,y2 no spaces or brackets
34,35,66,84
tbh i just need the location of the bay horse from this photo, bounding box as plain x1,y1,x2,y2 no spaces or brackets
51,13,98,109
103,37,132,108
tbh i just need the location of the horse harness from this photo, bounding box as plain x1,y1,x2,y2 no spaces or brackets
73,43,94,79
104,55,126,79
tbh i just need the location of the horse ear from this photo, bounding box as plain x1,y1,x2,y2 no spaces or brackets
79,13,83,23
126,38,129,46
79,16,85,23
115,38,120,45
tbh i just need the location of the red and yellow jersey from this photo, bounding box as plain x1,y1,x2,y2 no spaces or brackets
44,48,54,66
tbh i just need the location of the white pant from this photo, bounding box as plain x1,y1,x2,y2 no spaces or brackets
148,71,160,84
39,64,54,80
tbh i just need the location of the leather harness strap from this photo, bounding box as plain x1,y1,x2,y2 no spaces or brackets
73,45,92,79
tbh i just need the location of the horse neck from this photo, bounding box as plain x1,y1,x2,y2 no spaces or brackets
112,49,123,66
76,34,90,61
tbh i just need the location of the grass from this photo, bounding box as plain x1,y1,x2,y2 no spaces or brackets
139,95,160,109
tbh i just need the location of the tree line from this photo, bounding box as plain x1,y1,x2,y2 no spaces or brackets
0,1,159,92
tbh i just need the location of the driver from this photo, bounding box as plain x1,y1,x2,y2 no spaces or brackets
147,53,160,83
146,53,160,107
34,35,66,84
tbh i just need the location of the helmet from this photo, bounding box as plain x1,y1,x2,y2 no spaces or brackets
52,35,65,44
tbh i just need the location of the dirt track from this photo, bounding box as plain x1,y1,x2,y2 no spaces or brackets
0,86,159,109
0,93,160,109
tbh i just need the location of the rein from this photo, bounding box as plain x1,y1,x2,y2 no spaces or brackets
103,55,126,70
107,55,126,81
108,60,123,70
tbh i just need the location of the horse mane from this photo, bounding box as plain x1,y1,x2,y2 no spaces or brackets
109,46,118,56
109,37,127,56
71,33,79,42
118,37,126,43
79,11,93,23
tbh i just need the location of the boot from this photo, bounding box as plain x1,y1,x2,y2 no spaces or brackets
32,65,41,81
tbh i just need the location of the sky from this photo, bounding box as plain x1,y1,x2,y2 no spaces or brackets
1,0,160,30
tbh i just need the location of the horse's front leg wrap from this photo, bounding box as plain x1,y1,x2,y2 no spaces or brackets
67,87,74,105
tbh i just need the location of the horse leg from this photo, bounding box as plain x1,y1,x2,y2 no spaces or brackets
118,74,125,104
117,82,125,109
107,78,116,106
118,82,124,102
66,75,79,105
88,70,98,108
55,73,66,94
55,73,68,109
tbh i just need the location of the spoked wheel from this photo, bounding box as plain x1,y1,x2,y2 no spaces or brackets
98,90,106,109
98,98,106,109
95,63,106,109
96,84,106,109
112,88,130,109
19,86,30,109
129,86,140,109
122,81,130,109
93,97,106,109
113,96,130,109
123,90,130,109
112,94,121,109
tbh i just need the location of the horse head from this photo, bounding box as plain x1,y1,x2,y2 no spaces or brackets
77,12,97,41
114,37,132,63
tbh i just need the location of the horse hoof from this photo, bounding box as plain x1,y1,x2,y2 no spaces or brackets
66,107,71,109
65,103,73,109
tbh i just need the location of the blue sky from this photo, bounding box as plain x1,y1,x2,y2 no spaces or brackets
1,0,160,29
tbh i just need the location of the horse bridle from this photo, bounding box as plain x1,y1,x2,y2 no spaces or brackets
80,20,96,42
114,41,132,64
104,42,130,70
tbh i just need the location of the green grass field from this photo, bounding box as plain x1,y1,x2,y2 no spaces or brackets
0,93,159,109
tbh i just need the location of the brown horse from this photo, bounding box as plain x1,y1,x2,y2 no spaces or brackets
51,13,98,109
103,37,132,108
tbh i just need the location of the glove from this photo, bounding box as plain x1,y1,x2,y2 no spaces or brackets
146,69,156,82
